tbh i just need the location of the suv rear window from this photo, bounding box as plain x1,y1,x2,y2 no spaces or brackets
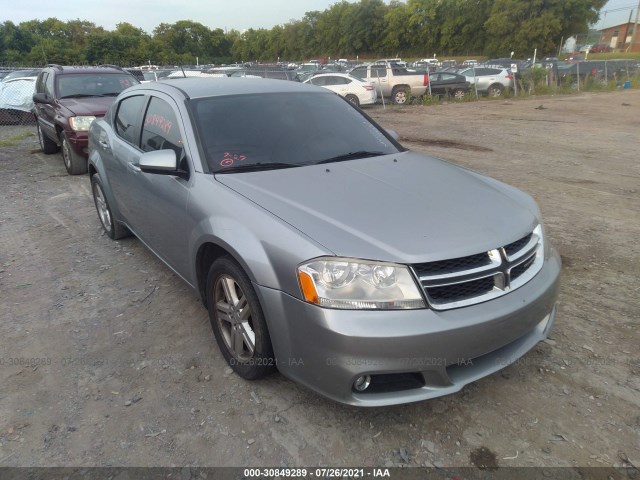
57,74,136,99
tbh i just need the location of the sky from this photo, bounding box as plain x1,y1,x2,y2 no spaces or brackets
598,0,640,29
0,0,637,33
0,0,342,33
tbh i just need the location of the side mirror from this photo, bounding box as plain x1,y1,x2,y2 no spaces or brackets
139,149,178,174
33,92,52,104
385,129,400,141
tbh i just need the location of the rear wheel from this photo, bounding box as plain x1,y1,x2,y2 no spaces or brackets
452,88,466,100
206,257,275,380
37,123,58,154
345,94,360,107
61,132,87,175
391,87,409,105
487,83,504,97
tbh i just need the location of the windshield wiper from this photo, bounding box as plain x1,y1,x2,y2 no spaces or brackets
315,151,385,165
60,93,100,99
215,162,306,174
60,92,121,99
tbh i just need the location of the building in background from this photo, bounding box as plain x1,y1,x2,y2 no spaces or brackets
599,22,640,52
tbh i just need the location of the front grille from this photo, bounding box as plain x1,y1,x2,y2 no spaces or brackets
414,226,544,310
427,276,495,304
511,254,536,281
504,233,532,257
413,252,490,276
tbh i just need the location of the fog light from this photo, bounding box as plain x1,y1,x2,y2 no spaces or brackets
354,375,371,392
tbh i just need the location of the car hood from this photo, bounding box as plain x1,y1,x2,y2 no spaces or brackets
58,96,115,116
215,152,539,263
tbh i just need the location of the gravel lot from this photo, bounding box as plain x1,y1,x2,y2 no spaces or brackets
0,90,639,470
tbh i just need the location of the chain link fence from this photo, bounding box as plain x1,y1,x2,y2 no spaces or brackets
0,68,38,126
1,62,639,129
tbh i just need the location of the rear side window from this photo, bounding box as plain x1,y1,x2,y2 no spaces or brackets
350,67,366,79
141,97,183,156
371,66,386,78
115,95,146,146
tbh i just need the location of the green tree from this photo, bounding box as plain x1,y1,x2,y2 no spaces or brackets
484,0,606,57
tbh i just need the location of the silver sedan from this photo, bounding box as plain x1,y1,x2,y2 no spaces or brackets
88,78,560,406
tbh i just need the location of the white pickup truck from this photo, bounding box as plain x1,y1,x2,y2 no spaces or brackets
349,63,429,104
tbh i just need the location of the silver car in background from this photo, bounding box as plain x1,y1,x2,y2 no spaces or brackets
88,78,560,406
458,66,514,96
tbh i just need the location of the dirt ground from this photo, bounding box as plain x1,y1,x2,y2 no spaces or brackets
0,90,639,470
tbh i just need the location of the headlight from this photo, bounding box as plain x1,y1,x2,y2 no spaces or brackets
68,116,97,131
298,257,426,310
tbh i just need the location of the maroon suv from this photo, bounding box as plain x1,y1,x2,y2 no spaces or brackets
33,65,139,175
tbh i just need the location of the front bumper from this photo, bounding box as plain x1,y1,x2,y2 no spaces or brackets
255,248,561,406
65,130,89,158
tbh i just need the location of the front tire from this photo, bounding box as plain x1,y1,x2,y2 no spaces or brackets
61,132,87,175
206,257,275,380
37,123,58,154
91,173,129,240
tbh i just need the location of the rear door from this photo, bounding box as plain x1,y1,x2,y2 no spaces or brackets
478,68,498,90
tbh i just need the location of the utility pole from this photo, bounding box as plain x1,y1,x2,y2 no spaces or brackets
628,0,640,52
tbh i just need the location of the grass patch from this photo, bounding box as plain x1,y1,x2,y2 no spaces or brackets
0,131,35,147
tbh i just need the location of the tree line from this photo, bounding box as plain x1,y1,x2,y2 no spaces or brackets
0,0,606,66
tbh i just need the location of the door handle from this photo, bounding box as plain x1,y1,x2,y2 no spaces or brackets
98,140,110,150
127,162,141,173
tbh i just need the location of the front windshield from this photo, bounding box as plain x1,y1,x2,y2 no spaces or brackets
192,91,400,173
56,74,138,98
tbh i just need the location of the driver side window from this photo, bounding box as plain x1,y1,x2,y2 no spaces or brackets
141,97,184,157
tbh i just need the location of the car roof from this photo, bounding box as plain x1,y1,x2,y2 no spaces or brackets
309,73,352,78
46,65,129,75
131,77,323,99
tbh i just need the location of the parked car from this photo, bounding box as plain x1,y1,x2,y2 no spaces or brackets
32,65,139,175
1,69,41,82
303,73,376,106
458,66,514,96
564,54,585,63
229,67,298,82
0,76,37,124
440,60,458,69
409,61,438,74
579,44,593,53
349,62,429,104
426,71,470,99
87,77,560,406
589,45,612,54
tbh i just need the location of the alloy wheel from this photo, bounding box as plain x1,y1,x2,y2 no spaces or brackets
214,274,256,362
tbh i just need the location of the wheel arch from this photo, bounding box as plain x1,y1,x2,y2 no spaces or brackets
391,84,410,94
196,241,240,308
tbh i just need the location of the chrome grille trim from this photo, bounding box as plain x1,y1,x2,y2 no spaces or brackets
413,225,544,311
